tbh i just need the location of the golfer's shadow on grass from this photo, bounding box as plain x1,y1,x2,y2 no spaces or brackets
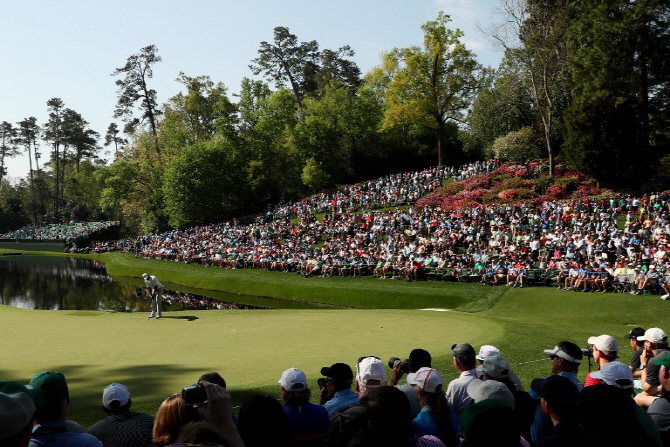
161,315,199,321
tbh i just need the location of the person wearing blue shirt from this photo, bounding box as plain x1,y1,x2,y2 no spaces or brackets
278,368,329,446
318,363,358,419
529,342,584,445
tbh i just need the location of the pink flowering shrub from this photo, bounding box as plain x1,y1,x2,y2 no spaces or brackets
416,161,604,211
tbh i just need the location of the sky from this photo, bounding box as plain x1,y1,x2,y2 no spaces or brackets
1,0,504,181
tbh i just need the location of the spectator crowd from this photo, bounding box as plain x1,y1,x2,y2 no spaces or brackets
91,160,670,296
4,326,670,446
0,221,119,243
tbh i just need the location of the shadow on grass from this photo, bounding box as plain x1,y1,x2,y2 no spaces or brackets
159,315,199,321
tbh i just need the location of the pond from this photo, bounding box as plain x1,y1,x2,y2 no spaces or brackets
0,256,330,311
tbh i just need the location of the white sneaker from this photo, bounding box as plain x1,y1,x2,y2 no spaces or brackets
661,294,670,300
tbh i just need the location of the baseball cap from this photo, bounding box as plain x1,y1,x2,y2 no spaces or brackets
587,335,619,355
356,357,386,387
538,375,578,416
29,372,69,405
638,328,668,344
624,327,645,340
412,367,443,393
0,383,37,440
102,383,131,409
591,362,634,389
544,345,582,364
142,273,149,279
476,356,510,379
467,379,515,408
320,363,353,386
476,345,500,361
278,368,307,391
451,343,476,365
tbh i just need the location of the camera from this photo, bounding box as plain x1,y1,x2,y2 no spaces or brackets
388,357,410,374
182,384,208,406
317,378,328,390
581,347,594,358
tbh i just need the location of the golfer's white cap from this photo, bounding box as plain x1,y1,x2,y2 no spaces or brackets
142,273,149,279
278,368,307,391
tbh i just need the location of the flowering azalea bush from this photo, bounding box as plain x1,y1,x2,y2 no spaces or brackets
417,161,609,211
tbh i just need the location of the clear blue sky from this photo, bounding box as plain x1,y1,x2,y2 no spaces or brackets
1,0,503,180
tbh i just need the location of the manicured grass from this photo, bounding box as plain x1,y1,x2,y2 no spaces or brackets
0,305,501,426
3,248,670,430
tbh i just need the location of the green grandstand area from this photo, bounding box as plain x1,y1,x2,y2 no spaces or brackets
2,248,669,427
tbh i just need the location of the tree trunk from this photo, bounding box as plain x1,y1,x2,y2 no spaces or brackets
436,123,444,167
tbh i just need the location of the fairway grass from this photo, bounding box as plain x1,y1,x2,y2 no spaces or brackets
1,305,501,426
3,250,670,428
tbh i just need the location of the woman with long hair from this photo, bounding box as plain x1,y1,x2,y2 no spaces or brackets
411,368,459,447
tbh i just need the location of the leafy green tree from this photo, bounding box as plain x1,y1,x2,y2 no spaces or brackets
492,127,541,174
250,26,320,110
162,139,246,228
62,160,108,221
61,109,99,172
0,122,19,184
489,0,578,176
161,73,238,151
245,89,302,204
301,157,330,192
465,62,534,158
377,12,481,166
236,77,272,135
112,45,162,151
43,98,66,214
562,0,670,187
16,117,40,220
315,46,361,94
104,123,126,159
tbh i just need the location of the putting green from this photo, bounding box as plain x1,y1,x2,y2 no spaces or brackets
0,305,502,425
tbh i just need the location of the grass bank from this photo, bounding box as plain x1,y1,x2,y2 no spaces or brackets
3,249,670,429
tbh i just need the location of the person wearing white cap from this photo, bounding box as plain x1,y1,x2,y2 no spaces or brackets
142,273,163,319
278,368,329,445
636,264,660,295
410,368,458,447
635,327,670,409
590,362,634,390
476,345,525,392
87,383,153,447
324,357,386,447
584,334,619,387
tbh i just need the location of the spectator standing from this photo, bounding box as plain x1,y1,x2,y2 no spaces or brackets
278,368,329,446
390,348,433,417
27,372,102,447
529,342,583,444
87,383,153,447
445,343,480,416
411,367,458,447
324,356,386,447
535,375,582,447
318,363,357,418
0,381,44,447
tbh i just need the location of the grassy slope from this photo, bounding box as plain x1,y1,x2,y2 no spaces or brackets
3,248,670,427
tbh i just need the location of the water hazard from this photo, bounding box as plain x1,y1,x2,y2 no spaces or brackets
0,255,326,311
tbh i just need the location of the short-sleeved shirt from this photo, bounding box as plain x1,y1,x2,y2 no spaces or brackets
144,276,163,289
323,388,359,419
282,403,330,444
647,349,670,387
446,369,481,415
630,348,644,370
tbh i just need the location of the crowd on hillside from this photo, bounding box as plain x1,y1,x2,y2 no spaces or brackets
87,160,670,295
4,326,670,446
0,221,119,242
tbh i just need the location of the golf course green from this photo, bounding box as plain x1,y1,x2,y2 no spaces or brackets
3,250,670,427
